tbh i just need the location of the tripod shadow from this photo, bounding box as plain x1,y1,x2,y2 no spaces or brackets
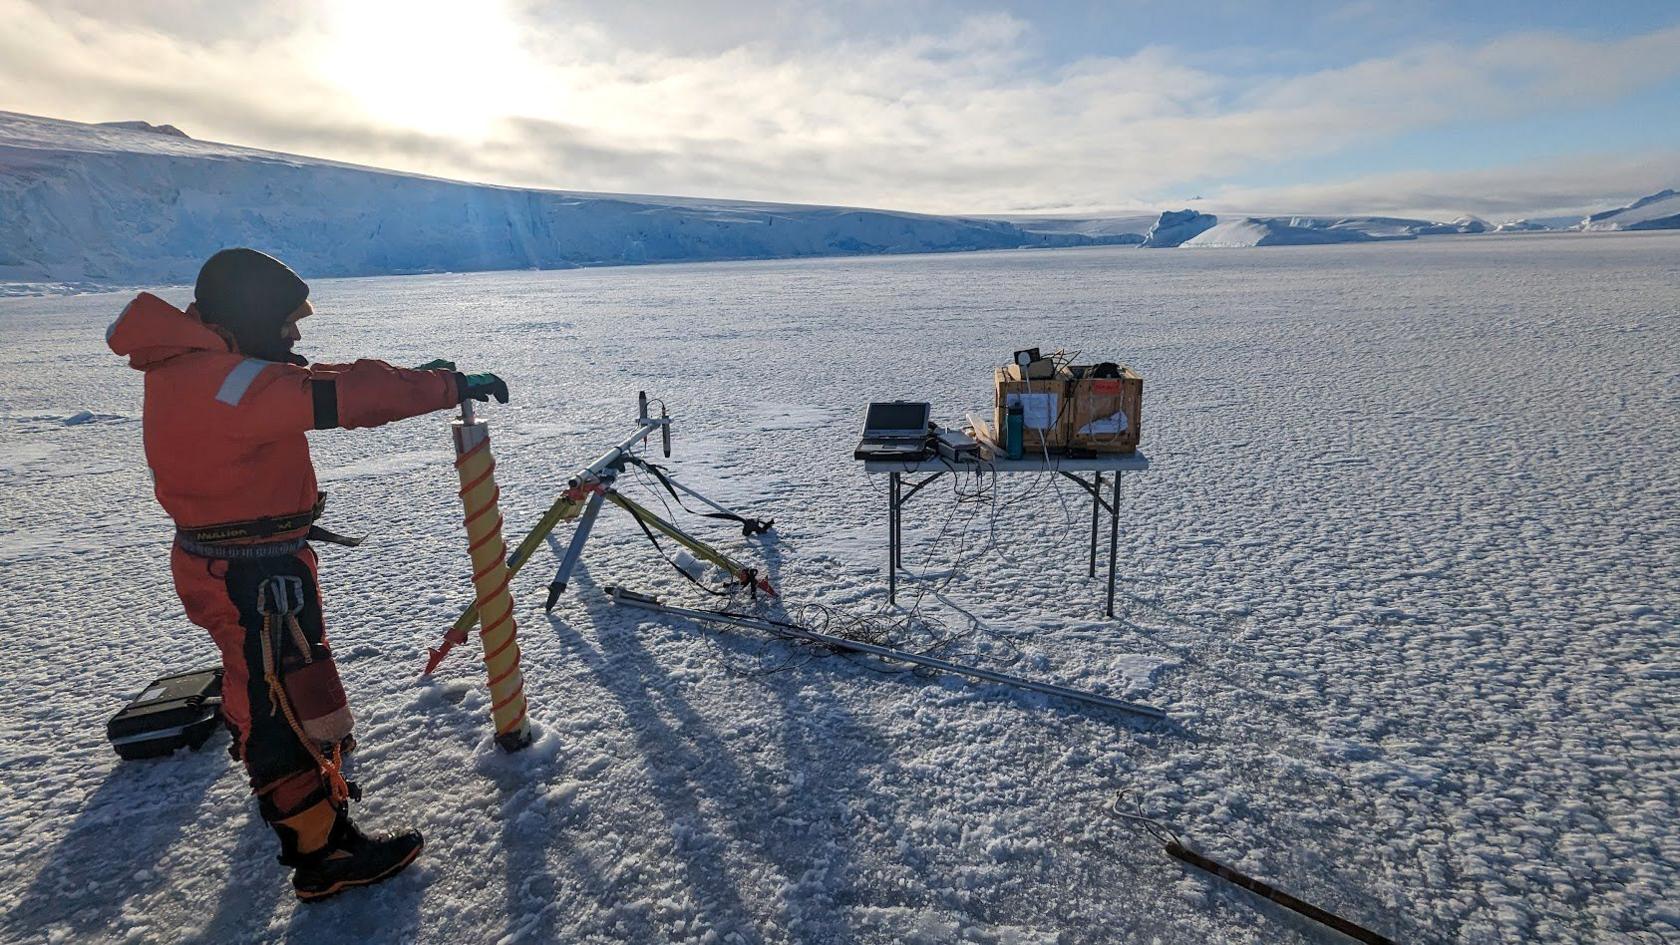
546,563,912,942
3,739,230,941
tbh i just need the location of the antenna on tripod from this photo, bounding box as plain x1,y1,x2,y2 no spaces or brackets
639,390,672,457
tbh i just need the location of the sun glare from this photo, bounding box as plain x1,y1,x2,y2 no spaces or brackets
319,0,539,137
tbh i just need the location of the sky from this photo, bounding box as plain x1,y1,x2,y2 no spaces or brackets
2,0,1678,220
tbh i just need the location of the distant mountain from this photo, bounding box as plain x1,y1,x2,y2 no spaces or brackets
96,120,191,139
1581,189,1680,231
1412,215,1490,235
0,111,1133,284
4,109,1675,283
996,214,1152,244
1306,216,1428,239
1134,210,1511,248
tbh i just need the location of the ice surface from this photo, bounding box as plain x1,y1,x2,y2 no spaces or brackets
1,235,1678,944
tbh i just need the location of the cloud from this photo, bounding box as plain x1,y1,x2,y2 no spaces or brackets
2,0,1678,216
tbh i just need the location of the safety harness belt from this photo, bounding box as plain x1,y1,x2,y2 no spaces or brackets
176,492,365,556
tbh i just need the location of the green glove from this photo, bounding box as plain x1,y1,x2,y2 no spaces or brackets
412,358,457,371
455,372,510,405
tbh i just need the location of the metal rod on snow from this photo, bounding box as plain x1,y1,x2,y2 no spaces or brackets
434,399,533,751
1108,796,1395,944
607,588,1164,721
1164,843,1396,945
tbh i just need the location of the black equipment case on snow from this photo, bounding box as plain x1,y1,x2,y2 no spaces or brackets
106,667,225,760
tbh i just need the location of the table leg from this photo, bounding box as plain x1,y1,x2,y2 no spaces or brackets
1106,472,1121,618
889,472,899,605
1088,472,1102,577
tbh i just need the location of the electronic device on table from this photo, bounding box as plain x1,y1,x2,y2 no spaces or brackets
933,424,980,462
1011,347,1057,380
854,401,933,460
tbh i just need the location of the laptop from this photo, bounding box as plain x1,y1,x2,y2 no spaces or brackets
854,401,932,460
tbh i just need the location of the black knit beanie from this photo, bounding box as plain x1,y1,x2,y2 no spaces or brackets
194,248,310,362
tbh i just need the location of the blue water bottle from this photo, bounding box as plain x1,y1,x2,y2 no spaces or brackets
1006,403,1025,460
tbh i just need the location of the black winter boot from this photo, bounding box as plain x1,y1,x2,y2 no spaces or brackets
291,817,424,902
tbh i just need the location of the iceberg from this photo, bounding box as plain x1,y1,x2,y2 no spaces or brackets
1139,209,1218,248
1492,219,1553,233
1580,189,1680,231
1180,218,1375,248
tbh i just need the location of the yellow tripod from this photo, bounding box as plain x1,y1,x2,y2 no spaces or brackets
426,396,774,674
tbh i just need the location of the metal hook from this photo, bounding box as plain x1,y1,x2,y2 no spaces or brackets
1106,790,1184,849
258,575,306,616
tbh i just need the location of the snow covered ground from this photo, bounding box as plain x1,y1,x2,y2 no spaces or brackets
1,233,1677,944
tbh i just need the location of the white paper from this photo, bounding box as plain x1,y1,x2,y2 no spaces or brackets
1078,410,1129,435
1006,391,1060,430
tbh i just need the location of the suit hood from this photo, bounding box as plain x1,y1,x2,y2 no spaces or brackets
107,293,235,370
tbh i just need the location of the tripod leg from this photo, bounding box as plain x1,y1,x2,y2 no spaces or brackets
1088,472,1102,578
888,473,898,604
1106,472,1121,618
449,492,581,636
605,492,776,595
545,489,607,611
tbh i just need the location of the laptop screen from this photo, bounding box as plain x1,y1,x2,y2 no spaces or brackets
865,401,930,436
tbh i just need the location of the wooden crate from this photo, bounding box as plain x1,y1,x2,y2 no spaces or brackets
994,366,1070,450
1065,367,1142,453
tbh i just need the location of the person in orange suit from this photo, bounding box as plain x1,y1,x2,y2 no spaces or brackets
108,248,508,901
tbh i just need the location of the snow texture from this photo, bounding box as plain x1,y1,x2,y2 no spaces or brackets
2,234,1679,945
0,111,1131,285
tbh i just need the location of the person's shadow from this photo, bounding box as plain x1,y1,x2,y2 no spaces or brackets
3,737,232,941
163,752,426,943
